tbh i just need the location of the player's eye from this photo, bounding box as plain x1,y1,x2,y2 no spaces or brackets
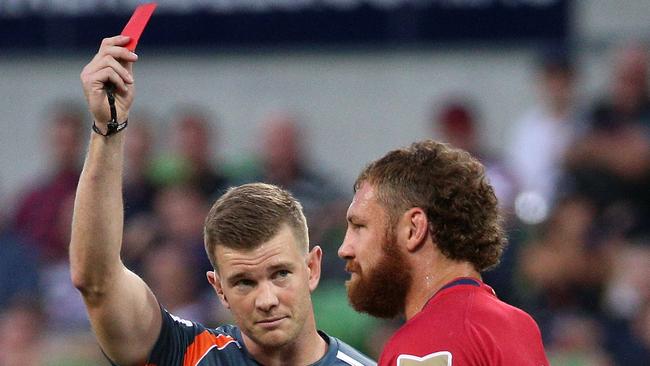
350,222,364,230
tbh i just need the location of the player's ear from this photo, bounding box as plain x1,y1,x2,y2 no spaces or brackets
306,246,322,292
403,207,429,252
207,271,229,309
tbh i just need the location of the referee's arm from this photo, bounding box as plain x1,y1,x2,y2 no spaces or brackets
70,35,161,366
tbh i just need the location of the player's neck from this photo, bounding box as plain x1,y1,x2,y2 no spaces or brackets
404,257,480,320
245,315,327,366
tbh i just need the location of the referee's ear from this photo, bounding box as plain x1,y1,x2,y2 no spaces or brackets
207,270,230,309
306,245,323,293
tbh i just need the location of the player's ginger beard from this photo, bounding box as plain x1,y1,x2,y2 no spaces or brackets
345,229,413,319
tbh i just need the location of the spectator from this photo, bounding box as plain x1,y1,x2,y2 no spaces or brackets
229,112,342,213
260,112,342,216
151,105,229,200
0,300,45,366
230,112,347,277
505,46,580,224
546,313,614,366
627,302,650,365
0,200,40,310
564,42,650,239
598,41,650,127
142,241,229,326
433,99,516,212
121,212,158,276
123,110,158,220
603,244,650,321
602,244,650,365
566,127,650,240
519,195,607,318
153,183,212,288
12,100,85,263
40,192,90,332
154,183,208,246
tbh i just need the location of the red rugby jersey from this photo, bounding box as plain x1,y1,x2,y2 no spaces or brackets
379,278,549,366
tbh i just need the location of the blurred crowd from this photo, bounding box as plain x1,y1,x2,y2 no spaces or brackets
1,41,650,366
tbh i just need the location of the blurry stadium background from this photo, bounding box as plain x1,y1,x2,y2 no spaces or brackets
1,1,649,365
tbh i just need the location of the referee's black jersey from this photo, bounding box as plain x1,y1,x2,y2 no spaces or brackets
111,308,376,366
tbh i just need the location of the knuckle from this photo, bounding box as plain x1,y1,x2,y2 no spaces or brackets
102,54,114,64
80,71,93,83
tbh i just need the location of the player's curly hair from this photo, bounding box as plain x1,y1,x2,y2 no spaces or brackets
355,140,506,271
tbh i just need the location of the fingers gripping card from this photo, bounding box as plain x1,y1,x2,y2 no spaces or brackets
121,3,157,51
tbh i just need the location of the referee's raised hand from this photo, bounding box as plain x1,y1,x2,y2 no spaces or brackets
80,35,138,134
72,35,161,365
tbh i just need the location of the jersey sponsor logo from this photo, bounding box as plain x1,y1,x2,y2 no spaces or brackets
397,351,452,366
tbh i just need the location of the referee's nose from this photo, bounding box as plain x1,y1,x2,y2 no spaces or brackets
255,281,280,313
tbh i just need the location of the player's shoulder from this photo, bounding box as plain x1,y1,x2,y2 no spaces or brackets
320,332,376,366
468,289,539,326
464,289,545,345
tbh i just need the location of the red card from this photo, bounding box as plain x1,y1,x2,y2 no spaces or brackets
121,3,157,52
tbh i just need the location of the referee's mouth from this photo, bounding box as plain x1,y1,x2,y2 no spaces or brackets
256,316,288,328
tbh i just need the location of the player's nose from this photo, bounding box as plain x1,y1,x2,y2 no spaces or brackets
338,232,354,259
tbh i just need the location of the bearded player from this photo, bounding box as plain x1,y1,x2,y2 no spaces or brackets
338,141,549,366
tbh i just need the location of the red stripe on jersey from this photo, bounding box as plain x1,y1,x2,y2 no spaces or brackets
183,331,237,366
